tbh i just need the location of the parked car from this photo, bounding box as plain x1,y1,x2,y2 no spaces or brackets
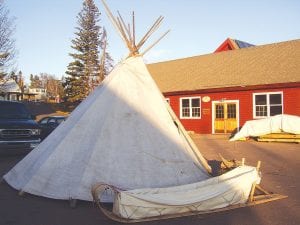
0,100,41,151
38,116,67,140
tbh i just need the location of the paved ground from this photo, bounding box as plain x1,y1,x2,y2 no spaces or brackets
0,135,299,225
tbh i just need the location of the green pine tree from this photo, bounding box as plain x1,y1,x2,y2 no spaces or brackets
64,60,86,102
64,0,112,103
17,70,24,92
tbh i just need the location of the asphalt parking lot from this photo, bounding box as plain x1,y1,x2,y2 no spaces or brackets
0,134,299,225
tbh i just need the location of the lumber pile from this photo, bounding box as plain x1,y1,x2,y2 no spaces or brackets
257,133,300,143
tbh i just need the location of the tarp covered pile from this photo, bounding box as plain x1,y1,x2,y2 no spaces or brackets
230,114,300,141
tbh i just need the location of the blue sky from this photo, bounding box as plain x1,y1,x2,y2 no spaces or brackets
5,0,300,83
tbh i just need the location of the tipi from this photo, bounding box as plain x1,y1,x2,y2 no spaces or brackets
3,2,212,202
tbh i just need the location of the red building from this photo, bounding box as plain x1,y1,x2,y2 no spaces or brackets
148,39,300,134
214,38,255,53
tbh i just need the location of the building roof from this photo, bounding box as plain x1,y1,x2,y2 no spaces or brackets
0,79,21,93
234,39,254,49
214,38,255,52
147,39,300,94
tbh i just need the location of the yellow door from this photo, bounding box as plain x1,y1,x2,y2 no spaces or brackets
214,102,237,133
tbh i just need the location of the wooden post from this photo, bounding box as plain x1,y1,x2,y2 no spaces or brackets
248,182,256,202
256,161,261,171
241,158,245,166
141,30,170,56
248,161,262,202
255,184,270,195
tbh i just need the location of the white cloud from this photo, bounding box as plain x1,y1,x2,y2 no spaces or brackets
143,49,172,63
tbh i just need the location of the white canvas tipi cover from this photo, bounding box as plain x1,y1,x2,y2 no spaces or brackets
4,56,210,201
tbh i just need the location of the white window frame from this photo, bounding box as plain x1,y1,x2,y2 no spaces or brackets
180,96,201,119
253,91,283,118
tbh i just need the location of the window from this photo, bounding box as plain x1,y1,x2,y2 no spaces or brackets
39,118,49,125
180,97,201,119
48,118,56,123
215,104,224,119
56,118,65,124
227,104,237,119
253,92,283,118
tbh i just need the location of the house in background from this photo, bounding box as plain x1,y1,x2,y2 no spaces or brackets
0,80,47,102
148,39,300,134
26,87,47,102
0,79,22,101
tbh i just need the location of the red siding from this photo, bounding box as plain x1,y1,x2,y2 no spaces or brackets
283,88,300,114
166,86,300,134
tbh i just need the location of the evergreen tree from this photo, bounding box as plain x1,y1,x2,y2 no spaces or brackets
29,74,34,86
17,70,24,92
64,0,112,102
64,60,86,102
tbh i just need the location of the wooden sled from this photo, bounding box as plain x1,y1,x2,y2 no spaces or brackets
91,182,287,223
91,160,287,223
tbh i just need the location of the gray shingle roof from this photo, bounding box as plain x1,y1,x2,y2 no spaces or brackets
0,79,21,93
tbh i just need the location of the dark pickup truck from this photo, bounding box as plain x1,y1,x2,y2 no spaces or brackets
0,100,41,151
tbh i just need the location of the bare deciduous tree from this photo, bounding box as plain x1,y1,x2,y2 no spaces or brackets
0,0,16,81
30,72,64,101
